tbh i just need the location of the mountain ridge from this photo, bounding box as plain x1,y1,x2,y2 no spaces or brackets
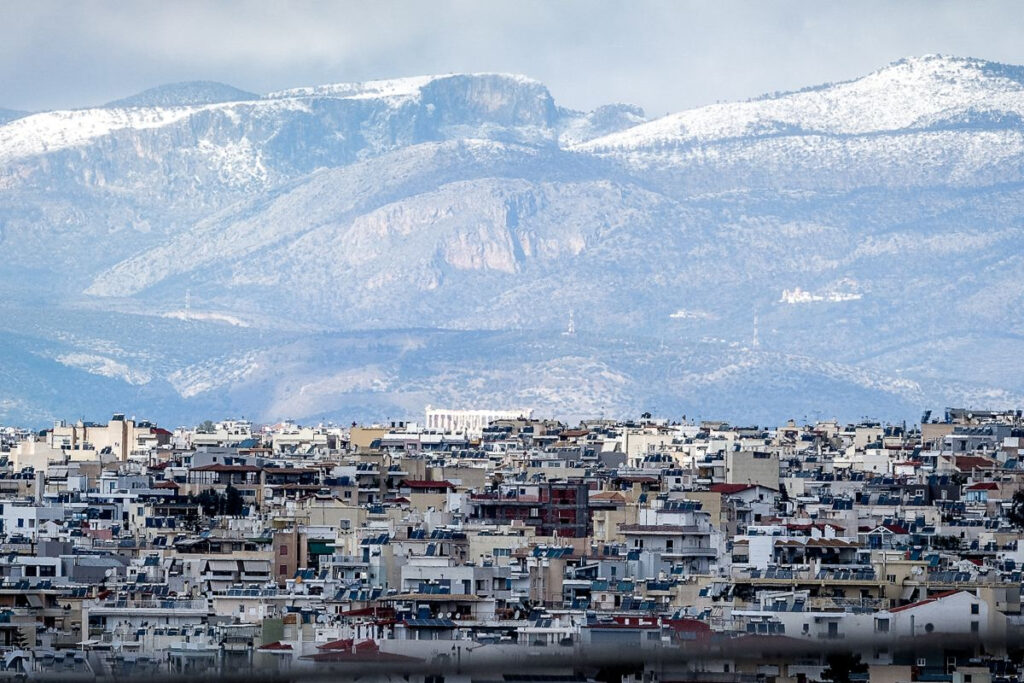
1,55,1022,426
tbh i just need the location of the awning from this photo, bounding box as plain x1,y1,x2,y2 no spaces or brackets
25,595,43,608
206,559,238,572
242,561,270,573
900,586,917,601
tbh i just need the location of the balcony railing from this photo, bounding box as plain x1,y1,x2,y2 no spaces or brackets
88,599,208,611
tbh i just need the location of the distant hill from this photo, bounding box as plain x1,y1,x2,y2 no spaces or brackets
0,108,28,124
103,80,259,108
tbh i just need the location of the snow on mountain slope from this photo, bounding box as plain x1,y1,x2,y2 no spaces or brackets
2,72,632,294
580,55,1024,152
268,74,443,100
83,138,556,298
0,105,208,163
105,81,260,108
558,103,647,145
0,73,560,166
268,72,543,102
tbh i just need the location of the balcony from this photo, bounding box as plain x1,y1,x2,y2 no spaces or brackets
664,547,719,558
86,599,209,616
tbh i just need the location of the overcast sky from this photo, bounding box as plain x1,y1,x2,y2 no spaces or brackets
3,1,1024,116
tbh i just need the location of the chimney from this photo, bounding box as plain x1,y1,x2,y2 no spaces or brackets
34,471,45,504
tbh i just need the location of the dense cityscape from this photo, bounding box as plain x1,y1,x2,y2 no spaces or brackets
0,406,1020,680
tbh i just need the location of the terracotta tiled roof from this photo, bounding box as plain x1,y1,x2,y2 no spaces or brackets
889,590,963,613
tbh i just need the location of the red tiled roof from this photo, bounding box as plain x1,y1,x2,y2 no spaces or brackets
954,456,997,471
966,482,999,490
665,618,711,633
317,638,353,651
400,480,456,490
709,483,754,494
259,641,293,651
889,590,963,613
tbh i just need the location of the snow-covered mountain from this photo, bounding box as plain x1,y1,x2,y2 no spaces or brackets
1,56,1023,427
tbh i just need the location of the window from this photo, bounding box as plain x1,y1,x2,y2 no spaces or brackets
875,618,890,633
279,545,288,556
666,540,674,551
970,621,979,633
971,603,979,615
279,564,287,575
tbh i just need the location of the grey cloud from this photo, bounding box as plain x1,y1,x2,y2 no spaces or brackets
2,0,1024,116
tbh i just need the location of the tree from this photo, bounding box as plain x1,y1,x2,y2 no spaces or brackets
224,485,244,516
194,489,223,517
182,506,201,533
1010,490,1024,529
821,652,868,683
930,534,961,551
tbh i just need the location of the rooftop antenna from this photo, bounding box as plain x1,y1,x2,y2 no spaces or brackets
563,309,576,337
